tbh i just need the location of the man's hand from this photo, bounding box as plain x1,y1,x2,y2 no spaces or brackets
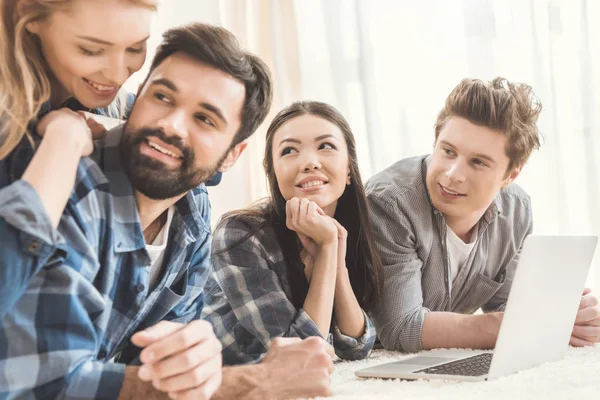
570,288,600,346
259,337,334,399
131,320,223,400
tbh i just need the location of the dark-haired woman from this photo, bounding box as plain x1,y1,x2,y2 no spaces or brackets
203,101,383,365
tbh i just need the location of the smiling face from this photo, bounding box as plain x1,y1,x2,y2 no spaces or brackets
120,52,247,199
272,114,350,216
426,117,521,230
28,0,154,107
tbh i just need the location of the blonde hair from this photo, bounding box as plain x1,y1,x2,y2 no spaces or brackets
0,0,157,160
434,77,542,173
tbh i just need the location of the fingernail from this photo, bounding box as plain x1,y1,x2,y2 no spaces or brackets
138,366,150,381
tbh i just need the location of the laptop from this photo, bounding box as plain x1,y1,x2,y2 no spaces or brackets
356,235,598,382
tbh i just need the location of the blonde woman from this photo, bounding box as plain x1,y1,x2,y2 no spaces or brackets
0,0,157,315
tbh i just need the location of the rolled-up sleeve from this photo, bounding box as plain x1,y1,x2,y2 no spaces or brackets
0,180,66,317
332,310,376,360
367,193,430,353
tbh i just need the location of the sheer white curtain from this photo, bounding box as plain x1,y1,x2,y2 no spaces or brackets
213,0,600,290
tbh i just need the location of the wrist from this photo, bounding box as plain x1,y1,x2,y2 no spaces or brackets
43,125,88,156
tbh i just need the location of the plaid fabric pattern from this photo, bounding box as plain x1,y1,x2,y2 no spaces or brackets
365,155,533,353
0,126,212,399
202,215,376,365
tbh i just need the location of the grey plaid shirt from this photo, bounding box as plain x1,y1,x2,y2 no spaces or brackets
202,215,376,365
366,155,533,353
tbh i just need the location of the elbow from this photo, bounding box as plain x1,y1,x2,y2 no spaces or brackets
376,310,427,353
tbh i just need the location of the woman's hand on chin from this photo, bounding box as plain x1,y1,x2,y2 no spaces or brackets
286,197,337,247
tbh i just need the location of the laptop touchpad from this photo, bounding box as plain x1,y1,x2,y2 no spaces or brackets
394,356,456,367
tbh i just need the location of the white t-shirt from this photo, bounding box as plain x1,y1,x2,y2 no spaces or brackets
446,224,478,286
145,206,175,291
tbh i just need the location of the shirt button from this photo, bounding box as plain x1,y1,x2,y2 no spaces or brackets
98,350,107,359
135,284,145,293
28,241,41,252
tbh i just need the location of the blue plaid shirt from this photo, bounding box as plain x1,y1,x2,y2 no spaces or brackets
0,126,212,399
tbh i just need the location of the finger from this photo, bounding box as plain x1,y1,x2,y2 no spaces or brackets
570,334,595,347
139,320,215,364
300,197,310,217
575,306,600,324
132,321,184,348
324,343,335,360
313,202,326,216
580,294,599,309
292,198,302,227
583,288,592,296
308,201,319,217
169,371,222,400
270,337,302,348
285,200,293,228
146,338,222,380
572,324,600,340
153,355,222,393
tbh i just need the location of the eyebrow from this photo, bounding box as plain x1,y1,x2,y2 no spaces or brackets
76,35,150,46
277,133,338,148
149,78,228,125
439,140,497,164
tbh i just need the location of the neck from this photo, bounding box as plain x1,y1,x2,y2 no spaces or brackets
322,201,338,218
136,191,185,241
444,211,484,242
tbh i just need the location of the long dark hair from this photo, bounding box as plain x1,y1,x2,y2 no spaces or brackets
217,101,383,311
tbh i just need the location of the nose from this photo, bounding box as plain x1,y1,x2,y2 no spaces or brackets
102,53,130,86
157,109,188,141
445,161,466,183
301,152,321,172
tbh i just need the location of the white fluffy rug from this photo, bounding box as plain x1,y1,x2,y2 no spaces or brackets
322,346,600,399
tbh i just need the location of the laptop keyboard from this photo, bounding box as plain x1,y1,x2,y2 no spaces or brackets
414,353,493,376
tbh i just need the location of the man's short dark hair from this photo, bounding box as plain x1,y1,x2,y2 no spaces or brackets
150,23,273,145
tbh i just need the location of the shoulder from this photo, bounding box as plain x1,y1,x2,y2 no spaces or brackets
496,182,532,227
497,182,532,213
366,155,431,212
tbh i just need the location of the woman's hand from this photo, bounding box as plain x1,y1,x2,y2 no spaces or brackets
286,197,337,247
37,109,93,157
77,111,124,137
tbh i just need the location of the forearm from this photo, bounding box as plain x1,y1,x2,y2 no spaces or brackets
21,133,84,228
421,311,504,350
213,365,270,400
303,242,337,337
333,268,366,338
118,367,169,400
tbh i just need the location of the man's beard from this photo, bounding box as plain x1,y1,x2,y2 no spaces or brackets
119,124,228,200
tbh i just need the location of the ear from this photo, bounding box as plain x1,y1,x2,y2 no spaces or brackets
346,167,351,185
501,165,522,189
218,140,248,173
19,1,41,34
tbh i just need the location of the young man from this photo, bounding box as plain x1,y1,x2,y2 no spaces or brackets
0,24,334,400
366,77,600,353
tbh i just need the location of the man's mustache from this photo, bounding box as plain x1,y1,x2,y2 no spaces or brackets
132,127,191,160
